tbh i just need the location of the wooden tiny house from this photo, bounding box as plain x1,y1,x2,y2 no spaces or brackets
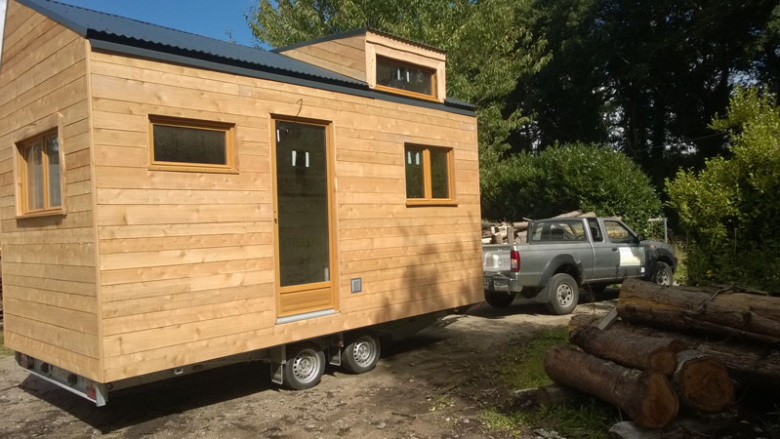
0,0,482,402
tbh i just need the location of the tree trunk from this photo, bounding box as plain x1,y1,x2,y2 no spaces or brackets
544,346,679,428
569,314,780,387
569,324,685,375
618,278,780,343
673,350,734,413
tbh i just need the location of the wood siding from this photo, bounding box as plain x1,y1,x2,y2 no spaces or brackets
90,49,482,382
279,34,367,82
0,1,99,380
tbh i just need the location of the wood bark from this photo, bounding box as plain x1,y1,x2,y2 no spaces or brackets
570,314,780,386
673,350,734,413
569,324,685,375
618,279,780,343
544,346,679,428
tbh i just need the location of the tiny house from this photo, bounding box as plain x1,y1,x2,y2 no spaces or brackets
0,0,482,404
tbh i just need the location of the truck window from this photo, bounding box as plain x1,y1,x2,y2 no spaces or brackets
604,220,636,243
530,220,587,242
587,218,603,242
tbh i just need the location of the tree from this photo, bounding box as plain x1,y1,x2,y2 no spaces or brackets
248,0,549,160
481,143,661,233
666,88,780,292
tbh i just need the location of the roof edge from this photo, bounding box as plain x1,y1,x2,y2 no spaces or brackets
17,0,89,36
272,27,445,55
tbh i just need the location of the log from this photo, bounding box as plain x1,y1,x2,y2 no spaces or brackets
544,346,679,428
569,325,685,375
569,314,780,387
673,350,733,413
618,278,780,343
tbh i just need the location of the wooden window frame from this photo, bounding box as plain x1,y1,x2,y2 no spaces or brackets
404,144,456,206
149,115,237,174
375,56,438,102
16,129,65,218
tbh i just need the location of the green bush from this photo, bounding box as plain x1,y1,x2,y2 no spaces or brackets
666,87,780,293
481,143,661,233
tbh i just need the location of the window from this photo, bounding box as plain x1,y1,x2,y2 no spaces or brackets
530,220,587,242
17,130,63,216
405,145,454,205
149,116,235,173
604,220,637,243
376,56,436,99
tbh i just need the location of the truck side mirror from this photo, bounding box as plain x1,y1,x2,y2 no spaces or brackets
636,234,645,242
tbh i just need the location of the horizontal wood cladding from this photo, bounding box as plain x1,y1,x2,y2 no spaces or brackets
279,34,368,82
0,2,99,380
88,46,481,381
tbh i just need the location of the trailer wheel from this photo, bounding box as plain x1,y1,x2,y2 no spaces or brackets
484,290,515,308
283,342,326,390
544,273,579,315
341,333,381,374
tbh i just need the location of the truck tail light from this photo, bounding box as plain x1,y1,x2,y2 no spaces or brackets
510,250,520,272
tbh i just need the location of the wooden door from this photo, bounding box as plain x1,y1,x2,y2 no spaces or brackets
272,119,336,317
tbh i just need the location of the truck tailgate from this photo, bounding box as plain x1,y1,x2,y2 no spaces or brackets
482,244,513,272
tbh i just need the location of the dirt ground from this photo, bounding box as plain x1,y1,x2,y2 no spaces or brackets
0,299,614,439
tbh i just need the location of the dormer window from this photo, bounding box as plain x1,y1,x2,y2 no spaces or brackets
375,56,435,99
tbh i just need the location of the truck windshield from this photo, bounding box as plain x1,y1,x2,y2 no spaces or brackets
530,220,587,242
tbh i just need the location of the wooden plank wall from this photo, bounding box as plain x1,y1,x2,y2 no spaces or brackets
90,46,482,382
0,2,100,380
279,34,367,82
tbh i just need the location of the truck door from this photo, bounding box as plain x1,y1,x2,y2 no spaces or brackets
603,220,645,279
587,218,619,281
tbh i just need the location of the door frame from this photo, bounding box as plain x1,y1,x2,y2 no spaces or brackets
270,115,339,318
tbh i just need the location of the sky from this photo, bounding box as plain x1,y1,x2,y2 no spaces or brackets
54,0,261,47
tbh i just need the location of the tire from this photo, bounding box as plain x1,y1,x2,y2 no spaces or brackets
653,261,673,286
283,342,326,390
544,273,579,315
484,290,516,308
341,333,381,374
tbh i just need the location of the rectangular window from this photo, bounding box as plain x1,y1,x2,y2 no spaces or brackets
376,56,436,99
404,144,454,205
17,130,63,216
149,116,235,173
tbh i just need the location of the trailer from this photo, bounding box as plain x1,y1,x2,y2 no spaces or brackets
0,0,482,405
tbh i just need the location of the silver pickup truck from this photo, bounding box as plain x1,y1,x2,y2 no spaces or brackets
482,217,677,314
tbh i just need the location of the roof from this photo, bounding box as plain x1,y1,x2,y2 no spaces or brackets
16,0,475,115
273,28,446,55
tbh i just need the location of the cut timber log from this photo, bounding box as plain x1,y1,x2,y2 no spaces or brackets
544,346,679,428
673,350,733,413
569,324,685,375
570,314,780,387
618,278,780,343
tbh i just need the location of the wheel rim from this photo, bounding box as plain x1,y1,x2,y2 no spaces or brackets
557,284,574,307
656,269,671,286
291,349,321,384
351,336,378,367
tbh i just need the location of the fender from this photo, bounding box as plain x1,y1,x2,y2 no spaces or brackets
535,254,583,303
644,246,678,279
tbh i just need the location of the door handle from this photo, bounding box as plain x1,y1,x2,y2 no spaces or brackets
612,247,618,251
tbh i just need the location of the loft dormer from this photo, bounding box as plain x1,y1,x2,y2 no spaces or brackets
275,29,447,103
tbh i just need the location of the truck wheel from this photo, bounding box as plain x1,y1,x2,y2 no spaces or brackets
341,333,381,374
283,342,326,390
545,273,579,315
653,262,673,286
484,290,515,308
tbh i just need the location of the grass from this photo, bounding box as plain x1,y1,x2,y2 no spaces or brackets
0,331,14,357
672,243,688,285
480,327,620,439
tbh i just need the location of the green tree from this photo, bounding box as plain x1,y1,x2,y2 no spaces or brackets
248,0,549,159
666,87,780,292
481,143,661,233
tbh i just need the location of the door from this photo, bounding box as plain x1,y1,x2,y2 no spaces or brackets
588,218,619,281
603,220,645,279
273,120,336,317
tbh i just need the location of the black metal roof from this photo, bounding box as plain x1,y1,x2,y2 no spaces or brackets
16,0,475,115
273,28,446,55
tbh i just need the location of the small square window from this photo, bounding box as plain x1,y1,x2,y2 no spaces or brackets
17,130,63,216
376,56,436,99
404,144,454,205
149,116,235,173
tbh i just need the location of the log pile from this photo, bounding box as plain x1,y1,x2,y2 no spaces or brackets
542,279,780,433
482,210,597,244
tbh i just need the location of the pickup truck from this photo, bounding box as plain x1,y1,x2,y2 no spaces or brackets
482,217,677,314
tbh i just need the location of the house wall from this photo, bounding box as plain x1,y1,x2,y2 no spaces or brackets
89,49,482,382
278,34,367,82
0,1,99,380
